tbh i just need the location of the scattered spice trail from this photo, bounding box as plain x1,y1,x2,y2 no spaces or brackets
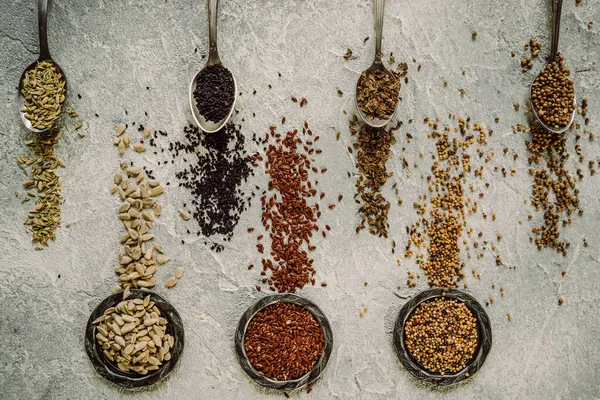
17,129,65,249
405,116,503,288
350,116,400,238
525,119,585,255
253,118,326,293
111,122,182,290
168,123,256,239
244,302,324,381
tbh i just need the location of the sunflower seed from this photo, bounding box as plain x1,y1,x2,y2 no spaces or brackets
157,255,169,265
178,210,190,221
116,123,126,137
165,277,177,288
134,143,147,152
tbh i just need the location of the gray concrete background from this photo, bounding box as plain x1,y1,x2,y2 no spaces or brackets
1,0,599,399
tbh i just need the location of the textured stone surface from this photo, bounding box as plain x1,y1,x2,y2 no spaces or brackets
1,0,599,399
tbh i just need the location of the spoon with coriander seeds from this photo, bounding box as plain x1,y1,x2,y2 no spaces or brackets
189,0,237,133
530,0,576,134
355,0,399,128
18,0,67,133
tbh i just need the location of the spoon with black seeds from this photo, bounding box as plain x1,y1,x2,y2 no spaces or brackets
189,0,237,133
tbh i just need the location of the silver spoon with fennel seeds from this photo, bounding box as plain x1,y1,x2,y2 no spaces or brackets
17,0,67,134
529,0,575,134
355,0,399,128
189,0,238,133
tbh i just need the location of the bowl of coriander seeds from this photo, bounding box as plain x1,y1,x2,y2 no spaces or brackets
85,289,184,388
393,288,492,386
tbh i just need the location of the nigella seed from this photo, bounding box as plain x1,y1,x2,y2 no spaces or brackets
166,124,255,238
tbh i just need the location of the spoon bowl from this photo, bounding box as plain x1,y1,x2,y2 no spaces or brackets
530,84,575,134
529,0,575,134
189,0,236,133
355,0,397,128
18,0,67,134
355,62,397,128
18,58,67,134
189,63,237,133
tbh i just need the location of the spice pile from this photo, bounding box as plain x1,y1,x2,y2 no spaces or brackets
356,68,400,120
405,117,501,287
170,123,255,237
244,302,324,381
111,123,183,290
193,64,235,123
520,37,542,72
92,293,175,375
350,116,400,237
404,297,478,374
531,55,575,130
17,129,64,249
254,120,325,293
20,60,66,130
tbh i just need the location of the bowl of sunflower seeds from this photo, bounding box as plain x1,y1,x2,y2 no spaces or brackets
393,288,492,386
85,289,184,388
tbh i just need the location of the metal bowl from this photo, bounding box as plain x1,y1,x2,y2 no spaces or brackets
85,289,185,388
235,294,333,392
393,288,492,386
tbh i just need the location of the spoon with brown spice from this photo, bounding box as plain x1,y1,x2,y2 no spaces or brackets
355,0,399,128
17,0,67,133
530,0,575,134
189,0,237,133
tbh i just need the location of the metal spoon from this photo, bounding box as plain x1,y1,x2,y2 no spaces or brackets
355,0,397,128
17,0,67,134
530,0,575,134
189,0,237,133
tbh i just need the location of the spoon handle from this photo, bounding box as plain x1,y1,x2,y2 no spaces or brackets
38,0,51,60
550,0,562,62
374,0,385,63
207,0,221,65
